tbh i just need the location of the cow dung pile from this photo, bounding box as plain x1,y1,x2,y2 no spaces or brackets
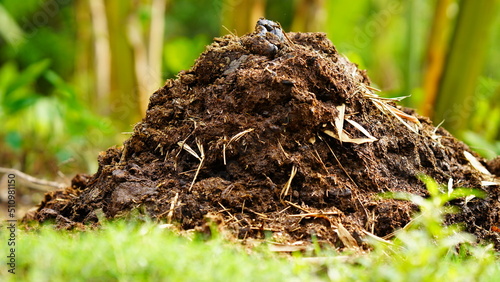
27,19,500,250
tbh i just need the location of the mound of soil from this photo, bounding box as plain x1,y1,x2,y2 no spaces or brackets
27,19,500,249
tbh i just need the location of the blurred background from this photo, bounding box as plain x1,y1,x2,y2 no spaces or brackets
0,0,499,192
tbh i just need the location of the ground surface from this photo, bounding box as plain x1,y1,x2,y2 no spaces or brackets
26,20,500,249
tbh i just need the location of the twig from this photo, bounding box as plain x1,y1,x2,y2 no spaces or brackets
288,211,341,217
312,148,328,173
0,167,66,190
278,140,289,158
284,200,311,213
218,202,243,226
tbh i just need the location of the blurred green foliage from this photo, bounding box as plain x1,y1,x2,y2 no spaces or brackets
0,0,498,177
163,34,209,78
0,59,115,174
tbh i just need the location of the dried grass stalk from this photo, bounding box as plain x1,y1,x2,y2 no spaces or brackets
178,138,205,191
280,165,298,200
360,83,421,134
223,128,254,165
177,141,201,161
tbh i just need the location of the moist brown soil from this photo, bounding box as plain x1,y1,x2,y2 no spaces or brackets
26,21,500,249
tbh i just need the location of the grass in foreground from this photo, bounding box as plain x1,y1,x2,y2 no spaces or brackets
2,220,317,282
3,177,500,281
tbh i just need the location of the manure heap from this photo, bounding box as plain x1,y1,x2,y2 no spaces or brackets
29,19,500,249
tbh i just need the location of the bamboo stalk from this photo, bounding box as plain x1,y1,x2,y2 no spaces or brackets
146,0,168,112
420,0,453,117
403,0,416,101
106,0,139,124
127,0,168,115
88,0,111,111
127,8,148,116
75,0,93,106
127,1,149,117
292,0,326,32
433,0,498,134
222,0,265,34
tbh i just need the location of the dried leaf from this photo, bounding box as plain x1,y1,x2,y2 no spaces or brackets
447,178,454,197
464,151,491,175
178,141,201,161
371,99,420,134
336,223,358,249
328,104,377,145
465,195,476,205
345,119,377,141
362,230,393,245
323,129,376,145
323,129,336,138
481,181,499,187
268,244,310,252
341,137,377,145
335,104,346,142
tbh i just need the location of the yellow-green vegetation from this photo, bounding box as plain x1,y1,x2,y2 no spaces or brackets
4,221,317,281
3,178,499,281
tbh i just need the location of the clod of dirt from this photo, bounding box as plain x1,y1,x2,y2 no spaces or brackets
26,19,500,249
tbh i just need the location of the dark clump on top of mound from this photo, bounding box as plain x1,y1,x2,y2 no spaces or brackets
27,19,500,249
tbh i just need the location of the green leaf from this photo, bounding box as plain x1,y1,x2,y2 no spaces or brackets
5,131,22,150
44,70,76,100
3,92,40,115
447,187,486,201
418,174,439,197
0,61,18,93
5,59,51,95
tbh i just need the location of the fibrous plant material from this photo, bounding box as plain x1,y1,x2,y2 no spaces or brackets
27,19,500,250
